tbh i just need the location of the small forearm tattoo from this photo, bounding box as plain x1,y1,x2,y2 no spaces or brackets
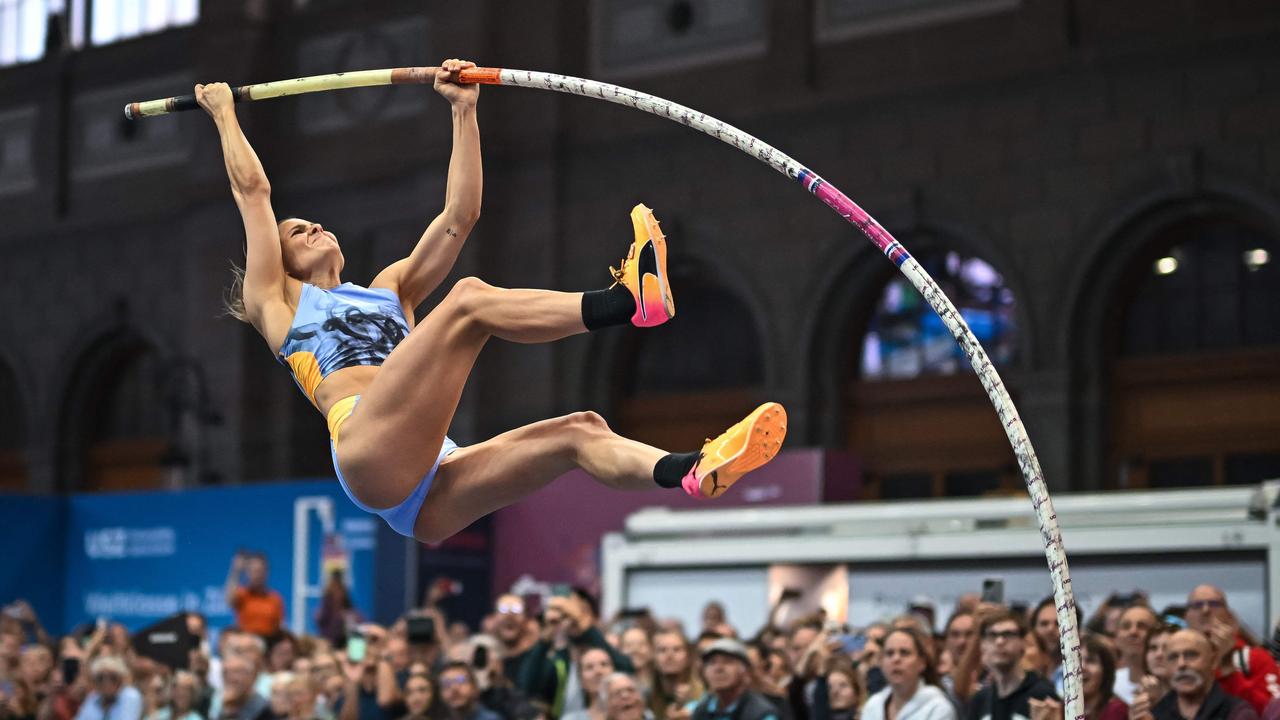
445,227,458,238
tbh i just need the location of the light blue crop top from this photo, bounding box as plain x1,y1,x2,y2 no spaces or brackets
277,283,410,404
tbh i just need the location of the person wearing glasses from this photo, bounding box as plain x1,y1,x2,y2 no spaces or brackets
438,663,499,720
1184,586,1280,714
491,595,536,684
75,656,143,720
966,610,1057,720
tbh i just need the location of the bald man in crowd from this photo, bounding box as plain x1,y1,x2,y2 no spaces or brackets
1149,630,1257,720
1185,585,1280,713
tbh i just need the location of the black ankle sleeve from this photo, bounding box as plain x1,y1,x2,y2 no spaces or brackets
653,451,700,489
581,285,636,331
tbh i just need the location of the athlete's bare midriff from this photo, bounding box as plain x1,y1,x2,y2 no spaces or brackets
313,365,381,417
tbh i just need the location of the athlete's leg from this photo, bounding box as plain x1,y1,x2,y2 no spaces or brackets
336,277,590,508
336,203,675,510
412,411,667,542
414,401,789,544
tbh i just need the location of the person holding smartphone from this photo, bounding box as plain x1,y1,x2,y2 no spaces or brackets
517,593,633,715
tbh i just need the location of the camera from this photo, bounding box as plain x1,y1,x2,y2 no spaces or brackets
407,615,436,645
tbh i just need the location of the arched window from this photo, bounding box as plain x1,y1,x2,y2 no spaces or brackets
611,268,766,452
0,361,26,490
62,333,170,491
861,252,1018,380
1109,213,1280,488
846,248,1021,499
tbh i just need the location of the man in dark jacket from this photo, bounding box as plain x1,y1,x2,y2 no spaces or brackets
516,593,633,715
1152,630,1259,720
693,639,780,720
1186,585,1280,714
967,610,1057,720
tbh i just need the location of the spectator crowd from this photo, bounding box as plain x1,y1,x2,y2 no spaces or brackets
3,552,1279,720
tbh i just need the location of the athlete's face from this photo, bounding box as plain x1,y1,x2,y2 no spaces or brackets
278,218,344,279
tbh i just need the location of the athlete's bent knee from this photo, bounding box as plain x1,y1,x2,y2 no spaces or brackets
568,410,609,431
443,276,496,328
554,412,612,467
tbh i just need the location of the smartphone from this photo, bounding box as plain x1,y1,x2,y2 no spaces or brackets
472,645,489,669
981,577,1005,604
346,636,367,663
61,658,80,686
839,634,867,655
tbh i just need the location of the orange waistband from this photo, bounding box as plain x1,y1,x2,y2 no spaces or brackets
326,395,360,442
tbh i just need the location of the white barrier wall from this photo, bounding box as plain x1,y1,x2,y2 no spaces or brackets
605,483,1280,636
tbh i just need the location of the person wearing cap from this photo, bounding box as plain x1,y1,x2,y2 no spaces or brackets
75,656,144,720
692,639,781,720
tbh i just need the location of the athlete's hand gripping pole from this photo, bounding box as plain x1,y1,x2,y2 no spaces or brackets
124,66,503,119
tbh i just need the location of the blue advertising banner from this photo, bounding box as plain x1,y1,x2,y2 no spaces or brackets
0,495,66,628
54,480,377,635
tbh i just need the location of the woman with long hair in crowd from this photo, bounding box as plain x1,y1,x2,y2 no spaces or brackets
1082,635,1128,720
813,656,867,720
1029,598,1064,693
650,629,704,720
937,611,977,704
315,571,360,649
170,671,206,720
269,635,300,675
1123,623,1179,720
8,644,54,720
620,627,656,699
397,672,436,720
142,672,173,720
860,626,956,720
198,57,786,545
562,647,615,720
1030,634,1127,720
